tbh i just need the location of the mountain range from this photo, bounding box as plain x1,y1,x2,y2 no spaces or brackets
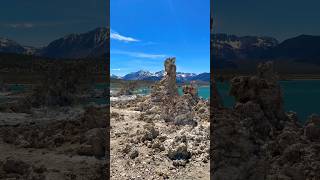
111,70,210,82
212,33,320,68
1,29,320,71
0,27,109,59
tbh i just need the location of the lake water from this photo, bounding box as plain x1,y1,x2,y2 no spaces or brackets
0,83,109,105
135,86,210,100
4,81,318,122
216,80,320,122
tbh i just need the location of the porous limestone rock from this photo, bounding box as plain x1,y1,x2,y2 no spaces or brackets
304,114,320,142
212,78,222,109
230,61,286,129
212,61,320,180
151,57,178,103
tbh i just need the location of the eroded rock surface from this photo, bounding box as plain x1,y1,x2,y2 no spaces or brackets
212,78,222,109
212,61,320,180
111,58,210,179
0,106,106,179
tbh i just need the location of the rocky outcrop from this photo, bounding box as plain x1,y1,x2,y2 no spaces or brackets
1,106,106,158
151,57,178,102
212,78,222,109
213,61,320,180
110,58,210,179
117,81,137,96
182,83,198,99
149,57,199,126
30,61,94,107
304,114,320,142
230,61,286,126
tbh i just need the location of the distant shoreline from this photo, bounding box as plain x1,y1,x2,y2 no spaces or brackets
281,79,320,81
214,73,320,82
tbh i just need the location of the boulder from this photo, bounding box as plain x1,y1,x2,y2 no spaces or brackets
304,114,320,142
230,61,286,128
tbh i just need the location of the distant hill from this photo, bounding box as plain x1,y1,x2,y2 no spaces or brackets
111,74,122,79
212,33,278,59
39,28,109,59
268,35,320,65
212,33,320,69
0,27,109,59
190,73,210,82
0,37,27,54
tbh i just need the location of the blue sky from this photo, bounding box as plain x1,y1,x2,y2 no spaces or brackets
0,0,106,47
213,0,320,42
111,0,210,76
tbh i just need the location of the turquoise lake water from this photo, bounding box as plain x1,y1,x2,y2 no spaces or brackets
4,81,318,122
217,80,320,122
135,86,210,100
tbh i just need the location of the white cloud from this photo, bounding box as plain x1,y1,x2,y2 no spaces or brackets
111,50,166,59
110,30,139,42
111,68,121,71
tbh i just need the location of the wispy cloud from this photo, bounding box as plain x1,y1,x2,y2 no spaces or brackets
111,68,121,71
110,30,139,42
111,50,166,59
2,20,91,29
6,23,34,28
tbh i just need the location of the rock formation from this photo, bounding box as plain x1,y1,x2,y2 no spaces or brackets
230,61,286,134
212,61,320,180
150,57,199,125
110,58,210,179
151,57,178,102
117,81,137,96
212,78,222,109
182,81,198,100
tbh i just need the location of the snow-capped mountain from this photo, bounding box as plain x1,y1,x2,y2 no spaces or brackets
122,70,157,81
0,37,26,54
119,70,209,82
212,33,278,60
39,27,109,59
190,73,210,82
111,74,122,79
212,33,320,68
23,46,40,55
177,72,197,78
145,70,198,81
0,27,109,59
154,70,165,77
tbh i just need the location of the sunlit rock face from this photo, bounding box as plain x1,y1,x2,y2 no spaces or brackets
163,57,179,97
150,57,199,125
151,57,178,103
